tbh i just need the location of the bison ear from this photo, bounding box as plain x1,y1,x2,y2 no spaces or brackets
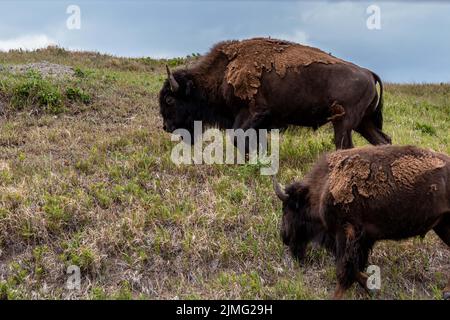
294,183,308,196
185,80,195,96
291,183,309,210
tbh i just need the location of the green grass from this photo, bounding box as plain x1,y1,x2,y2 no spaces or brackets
9,70,64,113
0,68,94,115
0,47,448,300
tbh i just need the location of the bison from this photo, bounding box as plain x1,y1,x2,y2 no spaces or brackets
159,37,392,149
273,145,450,299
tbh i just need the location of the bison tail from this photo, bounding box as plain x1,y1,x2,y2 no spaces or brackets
371,72,384,130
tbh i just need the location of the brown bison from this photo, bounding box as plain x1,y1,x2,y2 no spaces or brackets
273,145,450,299
160,37,392,149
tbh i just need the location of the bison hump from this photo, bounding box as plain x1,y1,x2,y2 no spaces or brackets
390,154,446,190
326,147,446,205
219,37,347,101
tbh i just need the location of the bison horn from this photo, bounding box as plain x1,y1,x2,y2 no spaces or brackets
165,65,179,93
273,176,288,202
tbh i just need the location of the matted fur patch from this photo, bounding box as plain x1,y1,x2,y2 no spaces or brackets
218,38,348,101
328,153,388,205
391,154,445,190
327,148,446,205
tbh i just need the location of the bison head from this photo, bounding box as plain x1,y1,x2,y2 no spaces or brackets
159,66,199,140
274,177,334,261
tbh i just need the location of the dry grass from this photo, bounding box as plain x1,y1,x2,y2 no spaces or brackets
0,47,449,300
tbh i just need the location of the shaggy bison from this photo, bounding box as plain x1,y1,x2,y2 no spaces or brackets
159,37,392,149
273,145,450,299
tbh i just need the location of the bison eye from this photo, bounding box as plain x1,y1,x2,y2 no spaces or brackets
165,96,175,105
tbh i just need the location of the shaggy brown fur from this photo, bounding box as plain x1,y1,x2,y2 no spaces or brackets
218,37,348,101
159,37,392,149
275,145,450,299
391,154,445,190
327,147,445,204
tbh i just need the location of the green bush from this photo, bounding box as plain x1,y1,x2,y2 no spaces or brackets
66,87,91,104
414,122,437,135
73,67,94,78
140,57,159,67
74,67,86,78
11,71,64,114
43,195,70,232
166,57,186,67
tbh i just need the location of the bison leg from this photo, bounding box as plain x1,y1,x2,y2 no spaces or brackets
240,111,271,131
232,110,271,154
355,118,392,146
354,253,371,295
232,109,251,130
332,121,354,150
329,102,354,149
356,272,370,293
355,239,376,297
333,224,367,299
433,216,450,300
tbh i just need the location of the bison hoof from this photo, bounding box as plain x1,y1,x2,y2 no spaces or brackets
443,291,450,300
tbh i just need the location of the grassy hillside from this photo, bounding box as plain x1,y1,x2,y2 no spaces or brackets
0,47,449,300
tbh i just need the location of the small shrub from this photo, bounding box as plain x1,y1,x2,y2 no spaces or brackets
414,122,436,135
140,57,159,67
90,183,113,209
9,262,28,286
0,281,8,300
11,71,64,114
91,286,108,300
66,87,91,104
63,246,96,271
74,67,86,78
114,281,133,300
32,246,49,278
229,186,246,205
43,195,70,232
166,57,186,67
38,89,64,113
60,234,97,271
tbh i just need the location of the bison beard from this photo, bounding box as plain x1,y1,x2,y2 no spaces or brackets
274,145,450,299
159,37,392,150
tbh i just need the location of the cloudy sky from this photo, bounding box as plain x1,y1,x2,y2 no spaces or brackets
0,0,449,83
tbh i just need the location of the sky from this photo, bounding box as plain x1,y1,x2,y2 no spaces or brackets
0,0,450,83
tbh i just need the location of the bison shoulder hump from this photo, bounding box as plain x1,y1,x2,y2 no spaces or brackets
326,148,447,205
218,38,347,101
